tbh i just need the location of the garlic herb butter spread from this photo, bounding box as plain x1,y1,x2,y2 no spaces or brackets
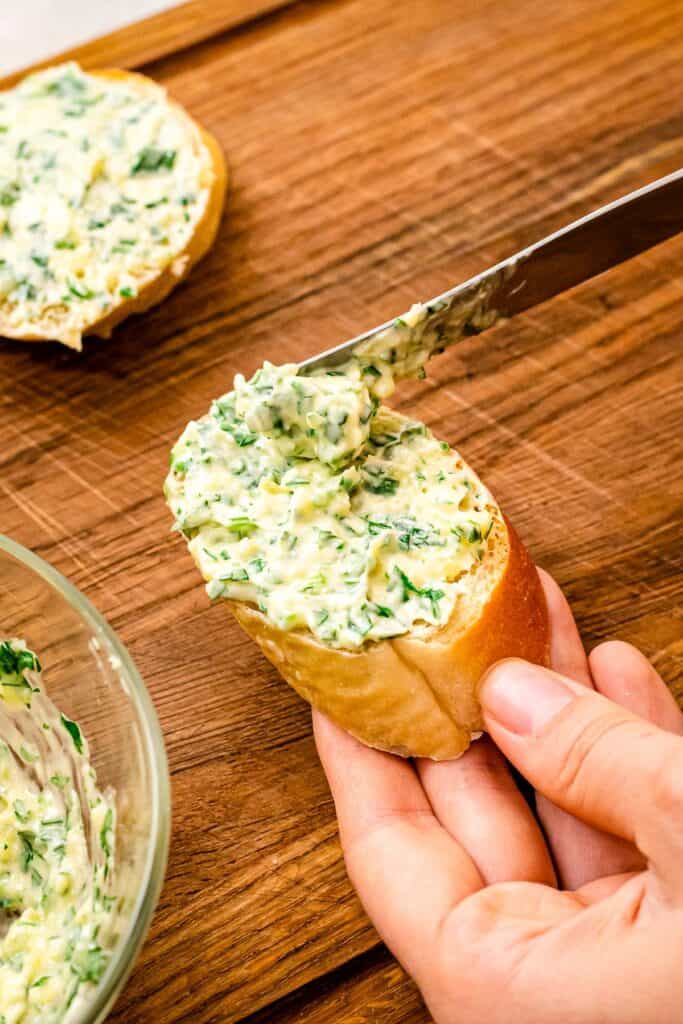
0,640,116,1024
166,308,495,650
0,63,213,346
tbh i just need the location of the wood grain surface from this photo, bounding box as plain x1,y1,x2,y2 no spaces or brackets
1,0,682,1021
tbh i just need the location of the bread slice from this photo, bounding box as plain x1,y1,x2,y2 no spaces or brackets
231,503,549,761
0,64,227,349
165,364,549,760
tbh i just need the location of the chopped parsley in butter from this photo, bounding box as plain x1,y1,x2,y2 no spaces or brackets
166,339,495,650
0,640,117,1023
0,62,214,346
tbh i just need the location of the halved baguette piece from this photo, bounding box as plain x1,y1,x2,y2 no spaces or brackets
166,359,549,762
0,63,227,349
232,512,549,762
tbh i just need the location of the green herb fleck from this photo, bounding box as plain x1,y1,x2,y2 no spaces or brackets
18,831,38,872
395,568,445,617
219,567,249,582
60,714,83,754
226,517,257,538
67,281,95,300
0,182,20,207
363,470,399,495
131,146,176,174
372,604,393,618
100,808,114,858
13,800,29,823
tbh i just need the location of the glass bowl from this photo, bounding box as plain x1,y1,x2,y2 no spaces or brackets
0,534,170,1023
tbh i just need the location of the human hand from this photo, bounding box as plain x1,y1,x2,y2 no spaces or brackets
314,570,683,1023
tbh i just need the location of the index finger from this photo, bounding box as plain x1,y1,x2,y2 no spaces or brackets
535,569,645,887
537,567,593,688
313,711,483,982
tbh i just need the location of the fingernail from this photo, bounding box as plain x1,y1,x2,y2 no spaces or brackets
480,660,575,735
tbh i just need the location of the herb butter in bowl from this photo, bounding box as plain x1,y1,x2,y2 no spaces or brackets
0,535,170,1023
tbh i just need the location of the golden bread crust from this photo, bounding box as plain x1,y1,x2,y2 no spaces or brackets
0,68,227,349
232,516,549,761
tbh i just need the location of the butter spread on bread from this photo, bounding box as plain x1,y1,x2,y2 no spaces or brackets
166,362,493,649
0,63,226,348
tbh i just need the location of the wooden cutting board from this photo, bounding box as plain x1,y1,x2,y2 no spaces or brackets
1,1,681,1020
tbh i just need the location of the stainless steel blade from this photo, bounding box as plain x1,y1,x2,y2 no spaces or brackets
300,167,683,377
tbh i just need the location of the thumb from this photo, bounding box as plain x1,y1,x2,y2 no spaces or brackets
480,659,683,890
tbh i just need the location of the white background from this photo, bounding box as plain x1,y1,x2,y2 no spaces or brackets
0,0,182,76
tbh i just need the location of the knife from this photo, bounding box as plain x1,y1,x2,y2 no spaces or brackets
300,167,683,377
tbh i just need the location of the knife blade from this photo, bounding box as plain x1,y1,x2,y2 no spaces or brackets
300,167,683,377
